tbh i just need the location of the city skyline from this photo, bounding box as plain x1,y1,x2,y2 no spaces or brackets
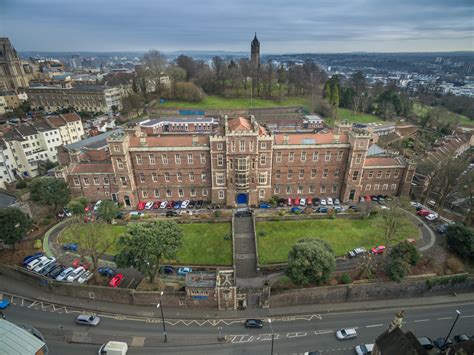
1,0,473,53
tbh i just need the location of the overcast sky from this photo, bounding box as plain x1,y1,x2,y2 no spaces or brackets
1,0,473,53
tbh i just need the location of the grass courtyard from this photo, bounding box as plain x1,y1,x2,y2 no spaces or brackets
337,108,383,124
60,222,232,265
256,217,418,265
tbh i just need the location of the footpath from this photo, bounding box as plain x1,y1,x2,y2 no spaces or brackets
1,273,473,321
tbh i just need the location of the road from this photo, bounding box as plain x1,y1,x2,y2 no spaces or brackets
3,299,474,354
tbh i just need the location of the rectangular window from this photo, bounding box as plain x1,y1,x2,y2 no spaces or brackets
154,189,160,198
231,141,235,152
382,184,388,191
152,173,158,182
175,154,181,164
165,173,170,182
313,151,319,161
274,185,280,194
202,189,208,196
189,172,195,181
187,154,193,164
259,189,265,199
332,184,338,193
286,186,291,194
366,184,371,191
301,151,307,161
299,169,304,179
200,153,206,164
93,177,99,185
216,173,224,185
120,177,127,187
117,158,124,169
355,153,362,164
136,155,143,165
377,171,382,179
352,171,359,181
139,173,145,183
149,154,155,165
323,169,328,178
249,141,254,152
337,151,343,161
334,169,340,177
258,173,267,184
239,140,245,152
311,169,317,178
83,177,90,185
217,154,224,166
177,172,182,182
288,152,294,162
218,190,225,199
260,154,266,165
217,143,223,150
385,171,391,178
104,177,109,185
73,177,80,186
320,185,326,193
368,171,374,179
162,154,168,164
374,184,380,191
276,170,281,179
287,170,293,179
261,142,266,149
190,188,196,197
178,189,184,197
325,151,331,161
276,151,282,162
201,172,207,181
297,186,303,194
142,190,148,198
166,189,172,198
394,171,400,178
391,184,397,190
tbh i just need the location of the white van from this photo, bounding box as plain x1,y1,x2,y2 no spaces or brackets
98,341,128,355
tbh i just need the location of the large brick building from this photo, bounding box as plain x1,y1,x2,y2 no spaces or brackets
56,116,415,207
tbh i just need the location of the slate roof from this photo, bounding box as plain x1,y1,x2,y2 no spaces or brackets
274,132,349,145
0,319,46,354
375,328,427,355
0,191,17,208
64,129,122,151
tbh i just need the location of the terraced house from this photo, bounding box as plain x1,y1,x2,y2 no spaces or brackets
57,116,416,207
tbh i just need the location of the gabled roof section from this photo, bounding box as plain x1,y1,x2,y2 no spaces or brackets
228,117,252,132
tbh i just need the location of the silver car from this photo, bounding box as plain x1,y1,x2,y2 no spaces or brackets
355,344,374,355
76,314,101,326
56,267,74,282
33,257,56,273
336,328,357,340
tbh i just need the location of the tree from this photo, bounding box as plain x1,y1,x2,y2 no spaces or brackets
385,257,410,282
172,82,204,102
29,177,71,212
390,241,420,266
70,221,114,282
67,196,88,215
143,49,168,98
0,207,32,248
446,223,474,260
96,200,119,223
285,238,336,285
121,94,143,116
376,198,408,255
115,220,183,283
356,253,376,279
350,71,368,113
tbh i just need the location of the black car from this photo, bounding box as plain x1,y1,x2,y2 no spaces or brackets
188,200,196,209
417,337,434,350
453,334,470,343
196,200,204,209
48,265,65,279
162,265,174,274
313,197,321,206
434,337,453,349
277,198,286,207
166,210,178,217
39,262,57,276
348,205,359,212
235,208,253,217
245,319,263,329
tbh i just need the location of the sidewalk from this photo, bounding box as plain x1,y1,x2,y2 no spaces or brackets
1,274,473,320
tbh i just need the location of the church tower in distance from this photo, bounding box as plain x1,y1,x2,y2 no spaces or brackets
250,33,260,67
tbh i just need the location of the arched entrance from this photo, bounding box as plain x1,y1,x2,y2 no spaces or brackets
236,193,248,205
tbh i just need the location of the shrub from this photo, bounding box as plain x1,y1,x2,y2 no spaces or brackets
385,258,410,283
172,82,204,102
40,216,52,226
446,223,474,259
278,210,285,216
33,239,42,249
340,273,352,284
258,230,267,237
214,210,222,218
224,233,231,241
446,257,464,273
426,274,468,289
390,241,420,266
16,180,27,189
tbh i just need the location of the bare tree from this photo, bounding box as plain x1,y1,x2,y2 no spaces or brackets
143,49,167,98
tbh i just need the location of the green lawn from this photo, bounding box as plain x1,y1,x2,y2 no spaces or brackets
60,222,232,265
338,108,383,124
154,95,310,110
256,218,418,265
413,102,473,126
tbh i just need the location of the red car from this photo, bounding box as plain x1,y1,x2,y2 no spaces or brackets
371,245,386,254
84,204,93,213
417,209,430,217
166,200,174,209
108,273,123,288
364,195,371,202
306,197,313,205
294,197,300,206
153,201,161,209
137,201,146,210
287,197,292,206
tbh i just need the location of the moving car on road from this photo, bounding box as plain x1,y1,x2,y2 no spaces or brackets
336,328,357,340
244,319,264,329
98,341,128,355
76,314,101,326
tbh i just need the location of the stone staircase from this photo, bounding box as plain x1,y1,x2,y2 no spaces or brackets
233,216,258,281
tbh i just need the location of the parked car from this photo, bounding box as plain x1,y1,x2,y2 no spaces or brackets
108,273,124,288
453,334,470,343
144,201,153,210
355,344,374,355
294,197,300,206
63,243,78,252
67,266,86,282
152,201,161,209
334,206,345,213
160,201,168,209
71,258,81,268
336,328,357,340
93,200,103,212
320,199,327,206
259,202,271,208
56,267,75,282
188,200,197,209
334,198,340,205
327,197,333,205
162,266,174,274
313,197,320,206
48,265,65,279
76,314,101,327
235,208,253,217
417,337,434,350
245,319,264,329
166,201,174,209
371,195,379,202
300,198,306,206
417,209,431,217
371,245,386,254
39,262,57,276
290,206,303,214
287,197,293,206
33,257,56,273
436,224,449,234
177,267,192,276
181,200,190,209
84,204,93,213
166,210,178,217
196,200,204,209
129,211,144,218
306,197,313,205
314,207,328,213
77,271,93,284
434,337,453,349
22,253,43,267
62,207,72,217
410,201,421,208
426,213,438,221
348,205,359,212
173,201,182,209
359,196,365,203
26,256,48,270
348,247,367,259
98,267,116,277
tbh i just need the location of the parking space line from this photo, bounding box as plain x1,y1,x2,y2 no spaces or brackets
366,324,383,328
437,317,453,320
414,319,430,322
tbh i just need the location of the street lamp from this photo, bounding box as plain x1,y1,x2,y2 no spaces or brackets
268,318,274,355
443,310,461,348
156,291,167,343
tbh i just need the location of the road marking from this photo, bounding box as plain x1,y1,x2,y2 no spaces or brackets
437,317,453,320
27,300,38,308
460,315,474,319
414,319,430,322
256,334,273,341
315,330,333,335
287,331,307,338
366,324,383,328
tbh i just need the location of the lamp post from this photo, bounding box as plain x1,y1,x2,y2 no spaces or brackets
156,291,167,343
443,310,461,348
268,318,274,355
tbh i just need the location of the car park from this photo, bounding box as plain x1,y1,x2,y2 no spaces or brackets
196,200,204,209
434,337,453,349
98,267,116,277
327,197,333,205
26,256,48,270
63,243,78,251
39,262,57,276
77,271,93,284
33,257,55,273
290,206,303,214
245,319,263,329
160,201,168,209
56,267,75,282
177,267,192,276
417,337,434,350
320,199,327,206
181,200,190,209
22,253,43,267
48,265,65,279
76,314,101,327
371,245,386,254
259,202,271,208
336,328,357,340
166,210,178,217
145,201,154,210
453,334,470,343
355,344,374,355
348,247,366,258
67,266,86,282
300,198,306,206
315,207,328,213
426,213,438,221
109,274,124,288
235,208,253,217
93,200,102,212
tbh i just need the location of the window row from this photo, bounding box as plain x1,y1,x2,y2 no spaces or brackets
141,187,210,199
123,153,208,166
275,168,341,179
73,176,112,186
365,170,400,179
274,184,339,195
135,171,209,183
365,183,397,191
275,150,345,163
